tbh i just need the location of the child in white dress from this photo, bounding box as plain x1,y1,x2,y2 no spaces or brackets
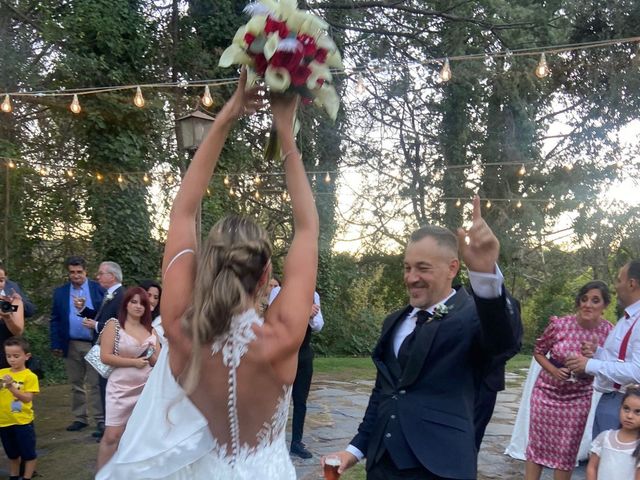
587,385,640,480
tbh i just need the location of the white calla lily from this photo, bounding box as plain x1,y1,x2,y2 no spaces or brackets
326,50,344,69
232,26,248,47
285,11,307,31
265,66,291,92
246,15,267,35
263,33,280,60
314,85,340,120
277,0,298,19
219,44,253,67
306,61,332,90
246,68,260,89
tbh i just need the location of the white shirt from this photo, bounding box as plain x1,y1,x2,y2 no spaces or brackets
346,267,505,461
586,298,640,393
268,286,324,332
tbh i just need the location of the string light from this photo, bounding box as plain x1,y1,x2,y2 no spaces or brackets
1,95,12,113
439,58,452,82
324,172,331,183
224,176,230,186
167,174,174,184
229,187,234,196
202,85,214,107
578,202,584,209
282,192,288,201
7,160,16,168
254,174,261,185
206,187,211,196
70,94,81,114
96,173,103,181
254,191,260,199
546,201,554,209
516,200,522,208
565,164,574,171
67,169,74,177
486,200,492,208
518,164,526,176
535,53,550,78
143,173,150,183
38,166,47,175
133,87,145,108
117,174,124,183
455,198,461,207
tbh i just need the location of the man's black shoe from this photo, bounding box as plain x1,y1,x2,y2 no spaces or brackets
290,441,312,459
92,421,105,438
66,421,88,432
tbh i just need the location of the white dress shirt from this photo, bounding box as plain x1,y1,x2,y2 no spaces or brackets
346,267,505,461
586,298,640,393
268,286,324,332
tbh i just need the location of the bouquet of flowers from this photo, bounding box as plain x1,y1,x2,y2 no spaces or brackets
219,0,343,121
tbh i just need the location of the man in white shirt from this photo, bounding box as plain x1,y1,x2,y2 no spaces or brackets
269,285,323,458
568,259,640,437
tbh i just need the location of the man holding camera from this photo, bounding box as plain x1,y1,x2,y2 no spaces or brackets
0,269,25,369
0,264,35,319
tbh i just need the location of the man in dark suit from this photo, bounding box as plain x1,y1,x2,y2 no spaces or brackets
325,197,521,480
78,260,124,438
50,256,105,432
474,297,522,449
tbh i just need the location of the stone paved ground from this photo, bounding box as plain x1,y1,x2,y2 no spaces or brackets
292,369,587,480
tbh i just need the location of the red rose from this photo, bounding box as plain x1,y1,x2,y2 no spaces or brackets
244,33,256,46
265,17,289,39
297,34,317,57
316,78,325,87
291,65,312,87
254,53,268,76
314,48,328,64
270,48,304,72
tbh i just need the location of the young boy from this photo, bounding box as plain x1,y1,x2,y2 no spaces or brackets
0,337,39,480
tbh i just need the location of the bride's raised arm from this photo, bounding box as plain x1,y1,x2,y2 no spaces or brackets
161,70,263,340
263,94,320,362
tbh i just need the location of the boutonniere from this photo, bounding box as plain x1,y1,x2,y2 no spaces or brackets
431,304,452,323
105,292,114,302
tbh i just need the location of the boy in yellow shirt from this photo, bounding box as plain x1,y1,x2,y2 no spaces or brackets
0,337,39,480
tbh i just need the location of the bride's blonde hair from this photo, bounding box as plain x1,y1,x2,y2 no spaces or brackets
182,215,272,391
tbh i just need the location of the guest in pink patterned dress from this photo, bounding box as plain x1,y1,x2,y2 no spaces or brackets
525,280,614,480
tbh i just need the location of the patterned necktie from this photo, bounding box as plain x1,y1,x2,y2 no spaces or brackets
398,310,432,370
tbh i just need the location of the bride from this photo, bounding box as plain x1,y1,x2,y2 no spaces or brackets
97,70,319,479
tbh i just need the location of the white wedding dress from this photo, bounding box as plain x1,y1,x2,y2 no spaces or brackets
96,309,296,479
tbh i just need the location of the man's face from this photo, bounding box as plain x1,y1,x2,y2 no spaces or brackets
615,264,632,308
0,269,6,293
403,236,459,309
68,265,87,288
96,263,115,289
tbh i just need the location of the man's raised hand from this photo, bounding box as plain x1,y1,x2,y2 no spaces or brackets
456,195,499,274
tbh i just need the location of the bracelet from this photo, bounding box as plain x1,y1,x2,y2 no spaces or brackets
281,149,301,162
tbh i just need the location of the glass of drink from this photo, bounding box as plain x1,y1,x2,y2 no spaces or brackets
323,455,341,480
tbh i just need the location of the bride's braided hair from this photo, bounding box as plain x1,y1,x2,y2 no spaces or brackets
182,215,271,391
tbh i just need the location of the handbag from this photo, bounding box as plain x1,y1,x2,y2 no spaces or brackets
84,318,120,378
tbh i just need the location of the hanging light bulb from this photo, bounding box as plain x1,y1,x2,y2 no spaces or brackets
202,85,214,107
167,174,174,184
546,201,554,210
565,164,573,171
96,173,104,181
67,169,74,177
486,200,492,209
69,94,81,114
143,173,150,183
229,187,234,196
206,187,211,196
254,174,261,185
1,95,12,113
7,160,16,169
518,164,526,176
535,53,550,78
254,191,260,200
133,86,145,108
439,58,452,83
516,200,522,208
355,76,365,95
455,198,461,207
282,191,288,201
324,172,331,183
578,202,584,209
223,175,230,186
117,174,124,183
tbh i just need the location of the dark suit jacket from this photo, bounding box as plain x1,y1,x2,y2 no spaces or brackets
80,286,125,338
50,280,105,357
4,279,36,318
350,287,521,479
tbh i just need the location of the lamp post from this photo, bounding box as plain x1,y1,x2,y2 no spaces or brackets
175,110,215,242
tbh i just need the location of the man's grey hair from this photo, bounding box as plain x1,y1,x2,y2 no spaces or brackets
101,261,123,283
409,225,459,257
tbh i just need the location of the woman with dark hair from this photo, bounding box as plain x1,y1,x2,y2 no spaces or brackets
139,280,162,320
97,286,160,469
525,280,614,480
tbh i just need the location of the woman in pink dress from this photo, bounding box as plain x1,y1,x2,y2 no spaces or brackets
525,280,614,479
97,286,160,468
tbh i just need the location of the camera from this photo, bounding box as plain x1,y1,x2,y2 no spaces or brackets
0,301,17,314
